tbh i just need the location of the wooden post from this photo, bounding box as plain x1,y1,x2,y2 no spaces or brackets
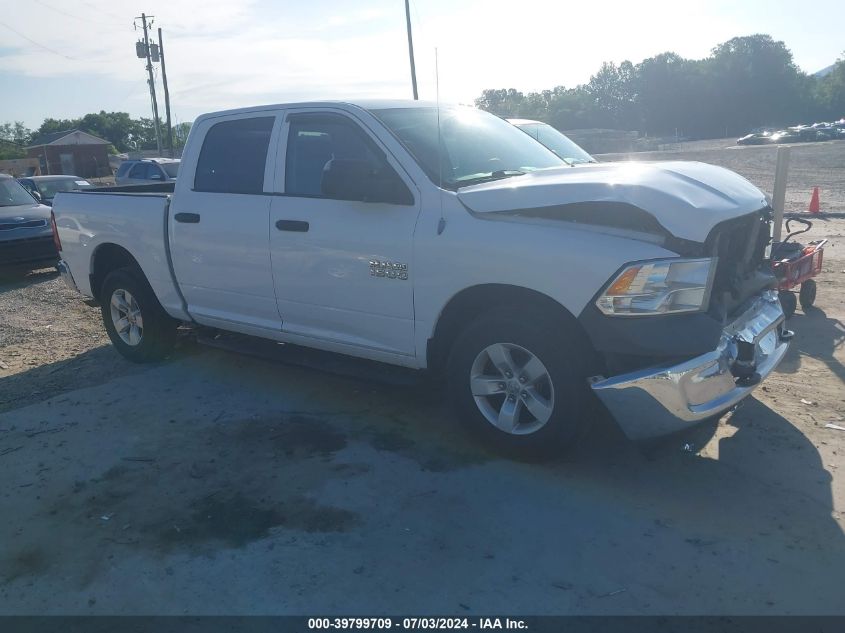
771,145,790,243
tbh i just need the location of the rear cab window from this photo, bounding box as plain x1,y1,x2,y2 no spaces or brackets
194,117,275,194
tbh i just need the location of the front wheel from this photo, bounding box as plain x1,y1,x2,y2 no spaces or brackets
446,308,591,459
799,279,817,309
101,268,177,362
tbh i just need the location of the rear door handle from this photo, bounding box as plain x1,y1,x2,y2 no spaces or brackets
276,219,309,232
174,212,200,224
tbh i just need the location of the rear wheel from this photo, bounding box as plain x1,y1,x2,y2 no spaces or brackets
101,268,177,362
799,279,817,310
446,308,591,459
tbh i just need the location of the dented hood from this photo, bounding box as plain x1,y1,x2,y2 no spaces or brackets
456,161,768,243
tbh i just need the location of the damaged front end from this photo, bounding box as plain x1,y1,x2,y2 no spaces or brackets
582,206,792,439
589,290,790,440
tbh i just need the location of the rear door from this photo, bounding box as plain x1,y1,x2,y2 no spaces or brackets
269,109,421,357
169,111,283,333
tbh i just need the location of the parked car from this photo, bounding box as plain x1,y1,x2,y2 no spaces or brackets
115,158,180,185
769,130,800,143
507,118,596,164
0,174,58,268
53,100,790,457
17,175,94,206
736,132,773,145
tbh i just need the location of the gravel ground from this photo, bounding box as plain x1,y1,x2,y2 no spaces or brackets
597,138,845,213
0,221,843,614
0,268,146,413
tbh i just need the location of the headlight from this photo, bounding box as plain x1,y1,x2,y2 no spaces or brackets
596,258,716,316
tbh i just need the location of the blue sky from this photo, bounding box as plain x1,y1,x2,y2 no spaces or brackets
0,0,842,129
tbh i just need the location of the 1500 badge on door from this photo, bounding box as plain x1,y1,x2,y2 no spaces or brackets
369,260,408,280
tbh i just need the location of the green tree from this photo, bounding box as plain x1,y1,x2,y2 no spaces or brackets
707,34,809,135
77,111,142,152
474,89,526,117
586,61,639,129
816,53,845,119
172,121,193,151
0,122,32,159
34,117,81,139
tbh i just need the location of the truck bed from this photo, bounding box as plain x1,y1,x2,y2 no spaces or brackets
52,190,189,320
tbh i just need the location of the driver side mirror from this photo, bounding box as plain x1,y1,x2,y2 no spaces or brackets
321,159,413,205
31,190,42,202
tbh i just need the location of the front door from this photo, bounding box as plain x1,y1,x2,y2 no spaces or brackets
169,111,283,333
269,110,421,357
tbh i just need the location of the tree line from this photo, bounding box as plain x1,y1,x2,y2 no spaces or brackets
475,34,845,139
0,112,192,160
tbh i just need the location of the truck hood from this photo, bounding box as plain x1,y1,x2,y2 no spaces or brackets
456,161,768,244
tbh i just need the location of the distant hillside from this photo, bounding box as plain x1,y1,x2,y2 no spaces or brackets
815,64,835,78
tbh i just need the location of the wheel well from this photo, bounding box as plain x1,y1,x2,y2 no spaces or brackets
427,284,596,373
89,244,142,302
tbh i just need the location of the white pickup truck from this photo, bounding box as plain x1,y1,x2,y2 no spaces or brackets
53,100,790,456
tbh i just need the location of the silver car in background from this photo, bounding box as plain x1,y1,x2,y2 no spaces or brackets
115,158,180,185
507,118,597,165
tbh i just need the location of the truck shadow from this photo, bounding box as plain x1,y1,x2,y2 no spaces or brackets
778,306,845,384
0,266,58,294
1,344,842,612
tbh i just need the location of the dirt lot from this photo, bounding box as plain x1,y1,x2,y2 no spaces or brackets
598,138,845,213
1,222,844,614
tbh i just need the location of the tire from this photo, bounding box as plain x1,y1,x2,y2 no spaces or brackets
100,267,177,362
799,279,817,309
446,307,591,460
779,290,797,319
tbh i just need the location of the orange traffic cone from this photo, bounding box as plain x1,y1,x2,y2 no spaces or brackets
809,187,820,214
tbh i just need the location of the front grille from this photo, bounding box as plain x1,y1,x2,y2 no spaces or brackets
0,235,57,266
706,207,774,318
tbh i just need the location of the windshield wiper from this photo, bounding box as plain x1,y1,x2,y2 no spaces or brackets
451,169,527,188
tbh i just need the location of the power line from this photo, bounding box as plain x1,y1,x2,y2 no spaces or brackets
0,21,78,60
31,0,125,28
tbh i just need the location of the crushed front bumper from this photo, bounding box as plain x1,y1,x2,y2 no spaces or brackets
589,290,789,440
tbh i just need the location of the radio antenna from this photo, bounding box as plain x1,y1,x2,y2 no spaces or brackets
436,47,446,235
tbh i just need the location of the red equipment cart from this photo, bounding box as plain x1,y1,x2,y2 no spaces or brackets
771,218,826,318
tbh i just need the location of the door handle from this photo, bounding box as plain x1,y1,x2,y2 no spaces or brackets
276,219,309,232
174,212,200,224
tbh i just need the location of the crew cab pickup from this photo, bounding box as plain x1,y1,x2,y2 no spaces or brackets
53,100,791,456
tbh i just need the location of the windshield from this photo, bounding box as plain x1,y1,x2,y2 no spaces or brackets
372,106,564,188
514,122,595,165
0,178,39,207
161,162,180,178
36,179,92,199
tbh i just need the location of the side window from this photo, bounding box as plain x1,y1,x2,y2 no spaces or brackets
128,163,149,179
194,116,274,194
148,165,163,180
285,114,405,200
116,162,132,177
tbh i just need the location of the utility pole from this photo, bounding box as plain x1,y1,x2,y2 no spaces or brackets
137,13,163,155
404,0,418,100
157,27,174,157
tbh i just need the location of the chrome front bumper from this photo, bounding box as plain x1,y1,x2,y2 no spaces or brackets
57,259,80,294
590,290,790,440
